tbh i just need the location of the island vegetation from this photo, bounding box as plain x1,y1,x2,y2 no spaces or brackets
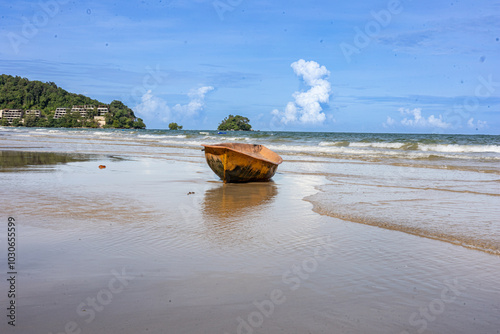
0,74,145,129
217,114,252,131
168,122,183,130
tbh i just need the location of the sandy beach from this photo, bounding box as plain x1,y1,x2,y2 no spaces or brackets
1,142,499,334
2,0,499,332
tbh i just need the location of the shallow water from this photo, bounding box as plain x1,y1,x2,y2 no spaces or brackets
1,127,499,253
0,128,499,333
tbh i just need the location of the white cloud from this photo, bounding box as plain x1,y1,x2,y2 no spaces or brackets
172,86,214,117
134,90,171,122
272,59,332,125
135,86,214,123
398,107,451,129
467,117,488,129
383,116,395,128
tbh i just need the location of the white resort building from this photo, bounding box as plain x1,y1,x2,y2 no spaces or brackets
0,109,24,123
25,109,41,117
97,105,109,116
54,107,68,119
1,105,109,127
71,105,95,117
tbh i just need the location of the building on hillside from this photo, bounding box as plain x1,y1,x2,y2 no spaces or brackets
54,107,68,119
94,116,106,128
97,105,109,116
25,109,41,117
71,105,95,117
0,109,24,123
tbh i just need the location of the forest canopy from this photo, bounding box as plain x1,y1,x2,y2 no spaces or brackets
217,115,252,131
0,74,145,129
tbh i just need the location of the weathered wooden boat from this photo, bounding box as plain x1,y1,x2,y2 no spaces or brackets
202,143,283,183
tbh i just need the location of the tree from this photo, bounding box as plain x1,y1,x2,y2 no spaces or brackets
133,118,146,129
24,115,39,127
217,115,252,131
169,122,183,130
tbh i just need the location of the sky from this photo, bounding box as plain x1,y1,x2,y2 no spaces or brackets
1,0,499,133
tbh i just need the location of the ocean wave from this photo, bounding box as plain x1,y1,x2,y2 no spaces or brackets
318,141,350,147
32,129,64,135
218,136,251,141
266,143,500,162
196,135,251,142
349,142,403,149
316,141,500,156
159,139,206,147
400,142,419,151
90,131,115,136
137,134,187,139
319,141,420,150
2,128,498,164
419,144,500,154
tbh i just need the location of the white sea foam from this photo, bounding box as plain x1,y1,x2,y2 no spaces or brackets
318,141,350,147
217,136,251,141
91,132,114,136
159,139,205,147
266,143,500,161
137,134,187,140
420,144,500,154
349,142,404,149
319,141,411,149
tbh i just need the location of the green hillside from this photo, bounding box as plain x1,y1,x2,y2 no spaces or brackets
0,74,145,129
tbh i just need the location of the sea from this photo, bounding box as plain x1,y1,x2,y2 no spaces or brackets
1,127,499,254
1,126,500,333
2,127,499,165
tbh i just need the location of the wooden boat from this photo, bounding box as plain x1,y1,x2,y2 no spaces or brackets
202,143,283,183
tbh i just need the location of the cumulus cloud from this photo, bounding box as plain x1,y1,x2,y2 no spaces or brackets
134,90,171,122
272,59,332,125
135,86,214,123
398,107,451,129
383,116,395,128
172,86,214,117
467,117,488,129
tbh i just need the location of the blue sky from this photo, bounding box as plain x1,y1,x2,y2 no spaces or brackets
1,0,499,133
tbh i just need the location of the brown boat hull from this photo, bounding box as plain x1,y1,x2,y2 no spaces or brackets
202,143,283,183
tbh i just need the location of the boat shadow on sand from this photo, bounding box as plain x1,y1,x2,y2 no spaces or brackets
201,182,278,245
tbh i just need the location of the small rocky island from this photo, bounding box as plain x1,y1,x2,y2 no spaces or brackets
217,114,252,131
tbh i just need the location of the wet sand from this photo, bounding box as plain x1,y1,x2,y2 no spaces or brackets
1,151,499,334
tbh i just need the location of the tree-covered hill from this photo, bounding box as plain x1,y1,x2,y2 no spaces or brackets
217,114,252,131
0,74,145,129
0,74,102,112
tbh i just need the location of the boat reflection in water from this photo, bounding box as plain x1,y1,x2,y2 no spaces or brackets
201,182,278,245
